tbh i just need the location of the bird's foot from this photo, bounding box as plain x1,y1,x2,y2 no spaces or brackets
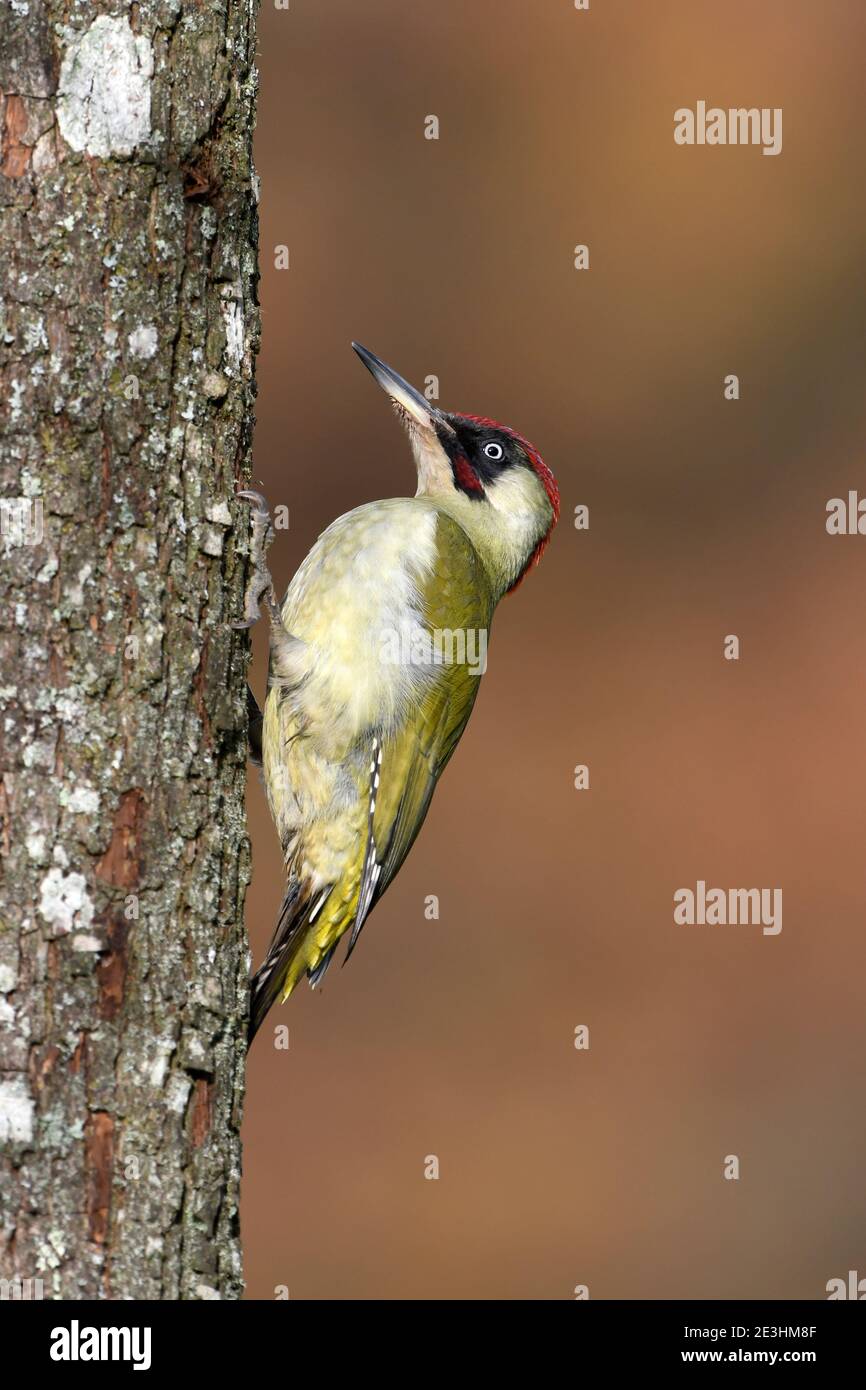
233,488,281,630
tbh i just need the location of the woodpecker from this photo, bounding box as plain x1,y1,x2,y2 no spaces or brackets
240,343,559,1042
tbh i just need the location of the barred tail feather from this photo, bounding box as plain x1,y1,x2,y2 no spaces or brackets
247,881,334,1045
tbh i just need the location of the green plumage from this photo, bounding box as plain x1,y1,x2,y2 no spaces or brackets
249,507,493,1036
363,513,493,912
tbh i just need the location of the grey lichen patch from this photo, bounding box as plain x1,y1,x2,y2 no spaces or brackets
57,16,153,159
127,323,158,360
0,1079,35,1145
201,370,229,402
198,525,225,557
38,864,94,936
219,285,245,377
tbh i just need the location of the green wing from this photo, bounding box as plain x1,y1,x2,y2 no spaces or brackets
347,511,494,954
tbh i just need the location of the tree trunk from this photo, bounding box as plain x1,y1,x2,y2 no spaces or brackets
0,0,259,1300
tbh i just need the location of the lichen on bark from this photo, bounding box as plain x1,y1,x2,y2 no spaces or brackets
0,0,260,1299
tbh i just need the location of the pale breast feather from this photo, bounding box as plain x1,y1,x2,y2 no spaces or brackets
275,499,441,754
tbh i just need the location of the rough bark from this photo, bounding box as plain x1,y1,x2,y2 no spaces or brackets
0,0,259,1299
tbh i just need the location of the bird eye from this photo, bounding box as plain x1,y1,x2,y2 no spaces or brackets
483,442,504,461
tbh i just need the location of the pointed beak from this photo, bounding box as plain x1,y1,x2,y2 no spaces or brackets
352,342,458,496
352,342,446,434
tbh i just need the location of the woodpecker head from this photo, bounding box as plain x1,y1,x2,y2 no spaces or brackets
352,342,559,598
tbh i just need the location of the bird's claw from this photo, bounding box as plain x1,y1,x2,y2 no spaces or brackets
233,485,277,630
236,488,270,514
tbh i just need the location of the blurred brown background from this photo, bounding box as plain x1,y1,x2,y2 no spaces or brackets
242,0,866,1298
